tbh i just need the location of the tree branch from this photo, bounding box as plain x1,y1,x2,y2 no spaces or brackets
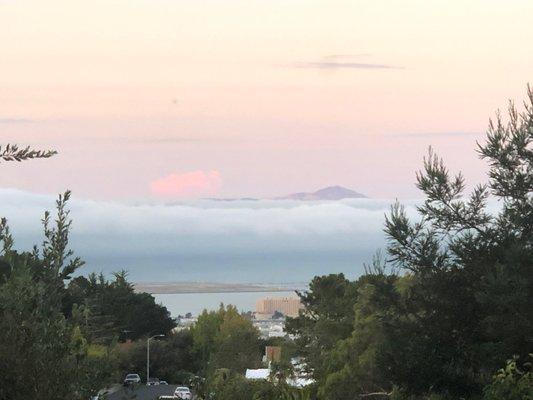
0,144,57,162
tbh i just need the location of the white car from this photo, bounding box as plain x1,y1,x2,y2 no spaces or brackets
123,373,141,385
174,386,192,399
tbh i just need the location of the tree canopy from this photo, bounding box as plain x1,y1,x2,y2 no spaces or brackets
287,87,533,399
65,271,176,343
192,304,263,375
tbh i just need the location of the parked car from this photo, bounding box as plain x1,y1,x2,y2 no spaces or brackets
123,373,141,386
174,386,192,399
159,380,168,385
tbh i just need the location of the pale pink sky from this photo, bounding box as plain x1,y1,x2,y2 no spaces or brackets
1,0,532,199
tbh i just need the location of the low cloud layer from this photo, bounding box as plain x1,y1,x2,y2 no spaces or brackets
0,189,420,283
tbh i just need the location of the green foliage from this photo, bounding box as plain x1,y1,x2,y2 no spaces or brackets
278,386,313,400
193,306,225,371
210,371,269,400
0,192,120,399
483,356,533,400
0,192,85,399
208,369,312,400
117,330,197,383
73,342,120,398
264,336,299,363
0,263,76,400
285,274,358,381
317,274,405,399
0,153,178,397
65,271,176,343
192,304,263,375
287,86,533,399
381,87,533,396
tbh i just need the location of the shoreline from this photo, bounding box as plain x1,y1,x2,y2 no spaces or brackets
134,282,304,295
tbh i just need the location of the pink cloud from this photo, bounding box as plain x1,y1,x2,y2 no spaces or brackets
150,170,222,198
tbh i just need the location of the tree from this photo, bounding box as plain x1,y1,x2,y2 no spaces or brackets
192,306,226,374
483,356,533,400
65,271,176,343
213,308,262,373
382,87,533,396
0,144,174,398
285,274,359,381
0,263,76,400
0,193,86,400
117,330,197,383
318,273,405,399
192,304,263,375
287,86,533,399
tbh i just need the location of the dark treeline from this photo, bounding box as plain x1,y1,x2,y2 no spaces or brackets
65,271,176,343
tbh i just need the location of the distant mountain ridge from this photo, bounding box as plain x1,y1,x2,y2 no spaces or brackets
278,185,367,201
198,185,367,202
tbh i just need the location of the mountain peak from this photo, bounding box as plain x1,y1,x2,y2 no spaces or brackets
279,185,367,201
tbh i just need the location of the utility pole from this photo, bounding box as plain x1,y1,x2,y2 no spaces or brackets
147,334,165,384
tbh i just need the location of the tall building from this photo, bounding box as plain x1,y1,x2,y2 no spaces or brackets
256,296,303,318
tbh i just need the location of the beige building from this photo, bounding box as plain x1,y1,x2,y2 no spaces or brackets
256,296,303,318
265,346,282,362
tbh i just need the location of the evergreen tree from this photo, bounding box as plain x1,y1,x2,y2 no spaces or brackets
287,87,533,399
0,193,85,400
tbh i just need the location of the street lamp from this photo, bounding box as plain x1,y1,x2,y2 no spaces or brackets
147,334,165,384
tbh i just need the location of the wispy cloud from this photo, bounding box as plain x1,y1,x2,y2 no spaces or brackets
78,134,214,144
293,54,402,70
390,131,483,138
322,54,372,60
131,136,208,144
0,118,34,124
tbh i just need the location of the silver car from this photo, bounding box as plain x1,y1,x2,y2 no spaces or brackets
123,373,141,385
174,386,192,399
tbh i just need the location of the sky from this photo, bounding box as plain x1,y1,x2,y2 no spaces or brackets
1,0,533,201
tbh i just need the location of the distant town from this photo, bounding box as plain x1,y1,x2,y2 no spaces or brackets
175,295,304,340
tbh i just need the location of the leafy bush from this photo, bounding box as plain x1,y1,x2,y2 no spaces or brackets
484,357,533,400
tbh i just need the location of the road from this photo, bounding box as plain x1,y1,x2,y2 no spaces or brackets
106,384,182,400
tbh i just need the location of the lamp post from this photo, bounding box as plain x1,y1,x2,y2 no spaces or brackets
147,334,165,384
